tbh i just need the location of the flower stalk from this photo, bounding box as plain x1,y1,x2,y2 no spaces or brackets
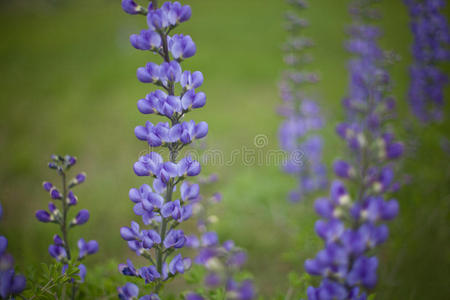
303,1,404,299
36,155,98,299
119,1,208,298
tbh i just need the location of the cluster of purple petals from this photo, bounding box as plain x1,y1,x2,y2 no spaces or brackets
404,0,449,123
304,1,404,299
183,180,255,300
118,282,161,300
37,155,98,283
134,152,201,180
0,203,26,298
278,0,327,203
185,233,255,300
120,1,208,297
137,84,205,118
134,120,207,147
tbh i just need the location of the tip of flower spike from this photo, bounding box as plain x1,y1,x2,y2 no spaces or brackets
65,155,77,167
50,154,62,161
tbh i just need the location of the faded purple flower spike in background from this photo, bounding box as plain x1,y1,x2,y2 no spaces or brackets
184,175,255,300
119,0,209,298
304,1,404,299
278,0,327,203
404,0,449,123
0,202,26,299
37,155,98,299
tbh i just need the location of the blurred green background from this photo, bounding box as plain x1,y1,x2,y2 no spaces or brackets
0,0,449,299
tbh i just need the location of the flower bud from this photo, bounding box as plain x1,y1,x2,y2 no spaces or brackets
48,162,58,169
50,154,60,161
42,181,53,192
67,191,78,206
53,234,64,246
122,0,141,15
48,202,58,214
71,209,90,226
50,188,62,200
65,155,76,167
35,210,52,223
75,172,86,184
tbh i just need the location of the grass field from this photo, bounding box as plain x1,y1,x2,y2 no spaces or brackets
0,0,449,298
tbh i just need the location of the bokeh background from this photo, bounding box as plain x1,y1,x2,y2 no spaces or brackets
0,0,449,299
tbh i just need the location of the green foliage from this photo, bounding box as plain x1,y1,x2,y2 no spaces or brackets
282,272,313,300
183,264,207,285
22,262,79,299
77,259,131,299
183,264,257,300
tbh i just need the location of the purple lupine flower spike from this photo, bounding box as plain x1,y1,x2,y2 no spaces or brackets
119,1,209,297
304,1,404,298
0,203,26,298
278,0,327,203
404,0,449,123
38,155,98,297
184,179,255,298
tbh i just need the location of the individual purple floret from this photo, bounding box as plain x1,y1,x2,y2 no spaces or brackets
304,1,404,299
37,154,98,298
0,202,26,298
278,0,327,203
119,1,209,297
404,0,449,123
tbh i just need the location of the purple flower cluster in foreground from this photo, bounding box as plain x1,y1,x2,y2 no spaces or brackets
304,1,404,299
119,1,208,298
404,0,449,123
184,175,255,300
0,203,26,298
278,0,327,203
36,155,98,290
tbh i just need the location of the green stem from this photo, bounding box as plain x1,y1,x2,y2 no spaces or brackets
61,172,71,260
60,172,76,300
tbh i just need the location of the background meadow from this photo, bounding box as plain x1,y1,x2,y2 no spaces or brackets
0,0,449,299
